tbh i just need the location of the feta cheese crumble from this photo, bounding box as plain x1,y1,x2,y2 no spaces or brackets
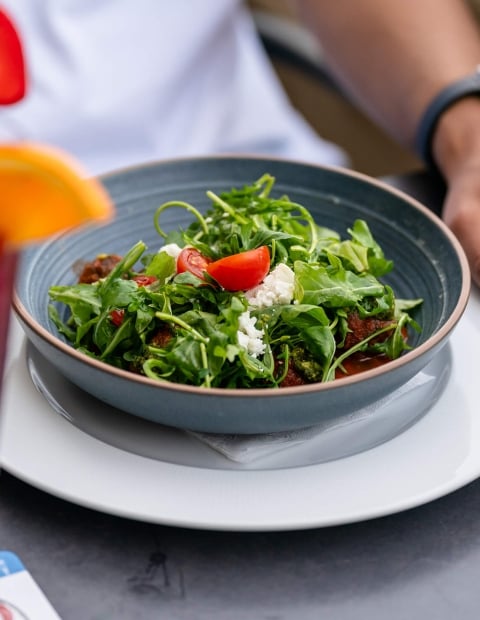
159,243,183,260
245,263,295,309
237,311,266,358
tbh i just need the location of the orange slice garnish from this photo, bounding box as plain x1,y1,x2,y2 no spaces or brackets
0,142,114,246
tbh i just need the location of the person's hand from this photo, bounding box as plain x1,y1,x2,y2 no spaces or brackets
441,162,480,287
432,96,480,288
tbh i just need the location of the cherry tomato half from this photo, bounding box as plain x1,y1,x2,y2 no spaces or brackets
133,275,157,287
177,247,212,279
206,246,270,291
110,309,125,326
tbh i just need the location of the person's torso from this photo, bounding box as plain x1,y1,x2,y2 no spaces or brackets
0,1,346,173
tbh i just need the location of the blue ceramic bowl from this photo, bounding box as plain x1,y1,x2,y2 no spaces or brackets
13,156,470,434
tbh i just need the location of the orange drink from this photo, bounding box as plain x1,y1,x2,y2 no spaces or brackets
0,143,114,398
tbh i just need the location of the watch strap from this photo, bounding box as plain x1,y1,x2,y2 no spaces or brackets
415,66,480,168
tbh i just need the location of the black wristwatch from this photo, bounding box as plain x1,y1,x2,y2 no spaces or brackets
415,66,480,169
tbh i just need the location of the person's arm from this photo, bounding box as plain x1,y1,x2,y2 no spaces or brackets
295,0,480,284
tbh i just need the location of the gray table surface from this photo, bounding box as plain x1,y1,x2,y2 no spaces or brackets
2,170,479,620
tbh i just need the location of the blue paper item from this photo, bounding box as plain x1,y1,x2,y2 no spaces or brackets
0,551,60,619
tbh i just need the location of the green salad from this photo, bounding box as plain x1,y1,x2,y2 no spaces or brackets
48,174,422,389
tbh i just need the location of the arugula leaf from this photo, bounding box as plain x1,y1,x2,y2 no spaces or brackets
295,261,385,306
347,219,393,276
49,283,102,325
144,251,176,281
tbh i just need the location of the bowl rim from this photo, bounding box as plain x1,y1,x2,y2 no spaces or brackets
13,154,472,399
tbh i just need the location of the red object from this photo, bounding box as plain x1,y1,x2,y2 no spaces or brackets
177,247,212,280
133,275,157,287
0,9,26,104
0,602,14,620
0,239,18,397
206,246,270,291
110,309,125,327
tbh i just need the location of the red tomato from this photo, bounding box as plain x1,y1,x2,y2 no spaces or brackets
133,275,157,287
177,247,212,279
110,309,125,327
206,246,270,291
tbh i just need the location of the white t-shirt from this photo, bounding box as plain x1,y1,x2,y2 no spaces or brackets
0,0,347,175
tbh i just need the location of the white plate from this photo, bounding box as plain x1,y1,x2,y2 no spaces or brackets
1,288,478,531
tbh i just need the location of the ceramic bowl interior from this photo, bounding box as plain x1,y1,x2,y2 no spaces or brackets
13,156,470,434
